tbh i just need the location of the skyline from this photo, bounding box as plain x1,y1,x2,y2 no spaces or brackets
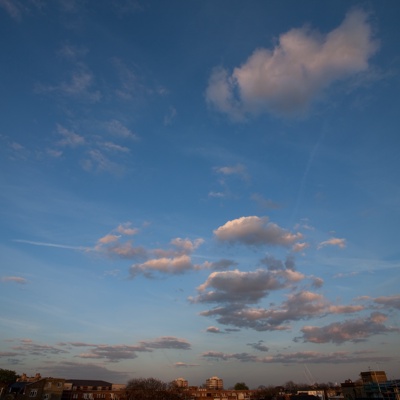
0,0,399,389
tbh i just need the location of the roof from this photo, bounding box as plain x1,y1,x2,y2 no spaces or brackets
65,380,112,387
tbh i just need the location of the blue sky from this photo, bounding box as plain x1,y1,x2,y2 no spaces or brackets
0,0,399,389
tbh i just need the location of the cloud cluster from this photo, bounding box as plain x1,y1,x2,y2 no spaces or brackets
8,336,191,364
73,336,191,362
202,349,391,364
95,222,242,278
11,340,68,356
192,269,304,305
206,8,378,119
373,295,400,310
95,222,146,259
129,238,204,278
298,312,399,344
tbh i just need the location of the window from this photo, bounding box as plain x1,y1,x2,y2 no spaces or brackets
44,394,50,400
57,383,63,388
73,394,78,399
29,390,38,397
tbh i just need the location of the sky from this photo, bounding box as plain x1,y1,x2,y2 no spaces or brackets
0,0,399,390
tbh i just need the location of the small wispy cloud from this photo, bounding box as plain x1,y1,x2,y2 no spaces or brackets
214,163,249,181
318,237,346,249
1,276,27,284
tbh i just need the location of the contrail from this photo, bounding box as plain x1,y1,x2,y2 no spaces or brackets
14,239,90,251
291,126,327,223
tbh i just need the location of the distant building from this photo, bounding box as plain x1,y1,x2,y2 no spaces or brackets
360,371,387,384
206,377,223,390
174,378,188,388
61,380,125,400
341,371,400,400
4,377,65,400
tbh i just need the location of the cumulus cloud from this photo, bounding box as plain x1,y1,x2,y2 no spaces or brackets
95,223,146,259
206,326,223,334
139,336,191,350
373,295,400,310
77,345,142,362
191,269,304,305
259,255,295,271
318,237,346,249
214,216,302,247
129,237,204,278
298,312,399,344
98,234,120,244
206,8,378,119
194,287,362,332
1,276,27,284
130,254,195,278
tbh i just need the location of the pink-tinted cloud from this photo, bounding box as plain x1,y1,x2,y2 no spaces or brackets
1,276,27,284
318,237,346,249
214,216,302,247
206,8,378,119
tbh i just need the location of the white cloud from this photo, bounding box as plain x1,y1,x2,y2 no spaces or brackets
206,8,378,119
214,216,302,247
318,237,346,249
130,254,195,278
97,234,120,245
206,326,222,334
214,164,249,181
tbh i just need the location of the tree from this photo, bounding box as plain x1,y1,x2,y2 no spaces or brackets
126,378,180,400
0,369,18,384
234,382,249,390
284,381,298,393
255,385,280,400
